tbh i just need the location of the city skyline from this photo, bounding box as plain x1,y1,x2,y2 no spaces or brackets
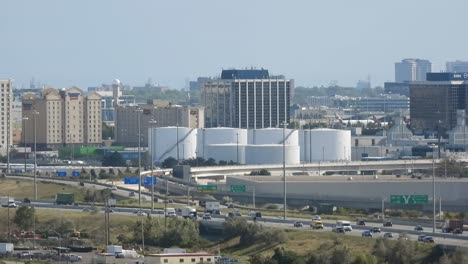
2,0,468,89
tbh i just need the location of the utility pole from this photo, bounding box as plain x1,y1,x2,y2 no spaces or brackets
282,121,288,220
149,119,157,211
23,117,28,174
136,108,143,208
253,185,256,209
7,194,10,242
164,178,168,231
186,186,190,206
432,145,436,234
33,110,39,200
381,197,385,222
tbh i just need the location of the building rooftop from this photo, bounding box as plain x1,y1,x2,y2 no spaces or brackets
221,69,269,79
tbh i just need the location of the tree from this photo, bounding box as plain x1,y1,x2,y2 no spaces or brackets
102,152,126,167
162,157,178,168
250,169,271,176
14,206,35,230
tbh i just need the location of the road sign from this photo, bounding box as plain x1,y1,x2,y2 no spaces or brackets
124,178,140,184
57,171,67,177
144,177,158,185
197,185,217,192
107,199,117,206
390,195,429,204
230,185,246,193
72,171,80,177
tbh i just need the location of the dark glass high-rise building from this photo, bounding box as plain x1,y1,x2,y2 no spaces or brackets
201,69,293,128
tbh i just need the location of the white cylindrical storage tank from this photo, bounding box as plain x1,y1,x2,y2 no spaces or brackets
204,144,246,164
301,128,351,162
245,144,300,165
149,127,197,162
196,128,247,158
248,128,299,145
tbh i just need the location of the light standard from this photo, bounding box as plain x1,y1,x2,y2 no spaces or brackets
149,119,157,211
236,132,239,164
431,144,436,234
22,117,28,174
33,110,39,200
135,108,143,208
281,121,288,220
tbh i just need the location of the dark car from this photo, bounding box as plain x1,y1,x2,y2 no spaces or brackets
333,227,345,233
370,227,381,233
357,220,366,226
294,221,304,228
383,221,393,227
453,228,463,235
383,232,394,239
227,204,234,209
423,236,434,243
417,235,426,242
23,198,31,204
415,225,424,231
362,230,373,237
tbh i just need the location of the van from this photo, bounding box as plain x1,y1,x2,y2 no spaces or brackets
165,208,176,217
336,220,352,232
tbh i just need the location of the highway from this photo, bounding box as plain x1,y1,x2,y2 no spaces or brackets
5,174,468,248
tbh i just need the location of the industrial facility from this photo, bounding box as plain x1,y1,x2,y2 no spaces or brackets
148,127,351,165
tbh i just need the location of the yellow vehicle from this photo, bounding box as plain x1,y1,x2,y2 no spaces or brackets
311,220,324,229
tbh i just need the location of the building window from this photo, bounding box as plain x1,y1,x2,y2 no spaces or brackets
191,258,196,263
179,259,184,263
371,139,375,146
163,260,168,263
355,139,359,146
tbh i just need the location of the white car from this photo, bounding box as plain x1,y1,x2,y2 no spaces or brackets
110,185,118,191
136,211,147,216
312,215,321,221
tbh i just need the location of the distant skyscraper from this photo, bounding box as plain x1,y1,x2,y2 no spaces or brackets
0,80,12,155
446,61,468,73
201,69,293,128
395,59,431,82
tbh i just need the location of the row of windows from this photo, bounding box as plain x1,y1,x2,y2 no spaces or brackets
161,257,212,263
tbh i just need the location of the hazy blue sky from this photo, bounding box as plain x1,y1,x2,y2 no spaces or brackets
1,0,466,89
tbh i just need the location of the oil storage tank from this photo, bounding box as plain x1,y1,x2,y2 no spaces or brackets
300,128,351,162
149,127,197,162
204,144,246,164
197,128,247,158
248,128,299,145
245,144,300,165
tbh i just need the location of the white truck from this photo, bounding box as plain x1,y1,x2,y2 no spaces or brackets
0,197,16,208
0,243,14,254
336,220,353,232
165,208,176,217
181,207,197,219
205,201,221,214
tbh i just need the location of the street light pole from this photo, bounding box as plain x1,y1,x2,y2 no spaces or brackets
23,117,28,174
432,145,436,234
149,119,157,211
282,121,288,220
236,132,239,164
135,109,143,209
33,111,39,200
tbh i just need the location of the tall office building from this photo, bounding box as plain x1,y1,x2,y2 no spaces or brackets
201,69,293,128
0,80,13,155
22,87,102,149
410,72,468,134
395,59,431,82
446,61,468,73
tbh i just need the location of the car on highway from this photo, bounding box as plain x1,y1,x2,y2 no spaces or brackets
129,191,135,197
357,220,366,226
417,235,426,242
415,225,424,231
333,227,345,233
293,221,304,228
370,227,381,233
110,185,118,190
202,213,212,220
136,211,147,216
453,228,463,235
227,204,234,209
362,230,373,237
383,232,394,239
422,236,434,243
23,198,31,204
311,220,324,229
312,215,321,221
383,221,393,227
82,208,91,212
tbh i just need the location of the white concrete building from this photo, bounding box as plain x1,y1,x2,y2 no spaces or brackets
0,80,13,155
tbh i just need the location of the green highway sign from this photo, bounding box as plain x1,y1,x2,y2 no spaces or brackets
390,195,429,204
230,185,246,193
197,185,217,192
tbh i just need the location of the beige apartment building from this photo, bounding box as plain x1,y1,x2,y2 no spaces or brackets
0,80,13,155
115,100,204,146
22,87,102,149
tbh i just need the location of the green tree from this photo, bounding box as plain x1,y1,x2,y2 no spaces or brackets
14,206,35,230
162,157,178,168
102,151,127,167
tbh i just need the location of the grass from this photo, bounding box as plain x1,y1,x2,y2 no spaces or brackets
0,178,86,201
